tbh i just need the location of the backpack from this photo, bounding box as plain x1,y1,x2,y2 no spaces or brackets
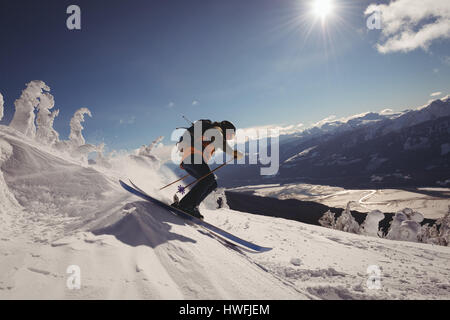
177,119,215,147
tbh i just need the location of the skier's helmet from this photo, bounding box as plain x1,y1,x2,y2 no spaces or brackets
220,120,236,140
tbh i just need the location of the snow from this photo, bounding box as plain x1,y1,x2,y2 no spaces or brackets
232,183,450,219
320,203,450,245
0,83,449,299
386,209,424,242
206,207,450,299
318,203,431,243
284,146,317,163
334,202,361,234
0,137,22,236
9,81,50,138
360,210,384,237
68,108,91,147
5,82,103,165
0,125,449,299
281,95,450,148
36,92,59,145
381,95,450,134
0,126,302,298
137,136,164,158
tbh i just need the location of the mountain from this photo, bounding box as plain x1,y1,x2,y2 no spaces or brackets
1,124,449,299
220,96,450,188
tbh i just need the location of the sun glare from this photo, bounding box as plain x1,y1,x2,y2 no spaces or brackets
313,0,334,20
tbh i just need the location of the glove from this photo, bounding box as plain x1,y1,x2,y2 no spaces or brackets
233,150,244,160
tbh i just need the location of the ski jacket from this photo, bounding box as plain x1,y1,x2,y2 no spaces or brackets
178,125,240,166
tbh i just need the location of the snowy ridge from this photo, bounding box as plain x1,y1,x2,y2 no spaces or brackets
275,95,450,150
304,95,450,138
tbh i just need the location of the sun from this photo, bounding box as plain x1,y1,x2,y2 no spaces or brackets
312,0,334,20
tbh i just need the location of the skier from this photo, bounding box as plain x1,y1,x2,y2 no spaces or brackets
172,120,243,219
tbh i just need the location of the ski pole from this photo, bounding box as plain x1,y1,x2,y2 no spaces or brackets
159,173,190,191
177,158,234,194
160,114,193,191
182,114,194,125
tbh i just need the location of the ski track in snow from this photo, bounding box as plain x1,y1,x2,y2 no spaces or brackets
358,190,389,208
0,125,449,299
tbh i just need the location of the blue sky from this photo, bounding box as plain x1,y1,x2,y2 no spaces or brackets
1,0,449,152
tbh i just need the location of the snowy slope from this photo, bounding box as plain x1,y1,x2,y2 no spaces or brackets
0,125,449,299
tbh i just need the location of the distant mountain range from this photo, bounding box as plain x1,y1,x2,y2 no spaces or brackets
219,96,450,188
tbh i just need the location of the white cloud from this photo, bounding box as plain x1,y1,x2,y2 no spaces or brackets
167,102,175,108
380,108,395,115
312,115,336,127
365,0,450,53
119,116,136,125
430,91,442,97
192,100,199,106
236,123,304,140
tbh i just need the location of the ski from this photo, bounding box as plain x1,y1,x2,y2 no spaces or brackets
119,179,272,253
128,180,249,253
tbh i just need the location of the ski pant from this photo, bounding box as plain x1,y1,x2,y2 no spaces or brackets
179,160,218,209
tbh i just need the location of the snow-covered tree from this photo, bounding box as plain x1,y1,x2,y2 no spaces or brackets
319,210,336,228
69,107,92,147
138,136,164,157
5,80,101,165
360,210,384,237
93,143,112,168
202,188,229,210
334,202,360,234
53,107,95,163
9,81,49,138
386,208,424,242
72,144,97,162
0,92,4,121
399,220,422,242
385,210,407,240
418,223,439,244
130,136,165,168
36,92,60,145
433,207,450,246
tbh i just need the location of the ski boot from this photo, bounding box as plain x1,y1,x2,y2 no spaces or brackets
187,207,204,220
170,202,204,220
